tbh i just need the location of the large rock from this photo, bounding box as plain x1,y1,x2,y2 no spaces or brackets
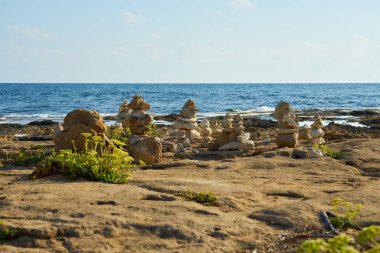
53,109,107,152
127,135,162,165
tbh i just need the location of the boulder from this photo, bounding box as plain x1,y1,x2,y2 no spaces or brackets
53,109,108,152
127,135,162,165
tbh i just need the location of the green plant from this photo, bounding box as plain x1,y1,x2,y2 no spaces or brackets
32,133,135,184
29,144,45,150
107,126,128,144
146,123,157,137
356,225,380,248
178,191,218,206
314,144,345,159
330,198,362,229
0,221,17,241
12,150,46,166
297,226,380,253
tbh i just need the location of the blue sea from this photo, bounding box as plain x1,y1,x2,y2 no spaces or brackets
0,83,379,125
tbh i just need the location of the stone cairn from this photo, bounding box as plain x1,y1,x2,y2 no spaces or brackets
310,113,325,145
298,124,311,140
211,120,223,138
200,118,213,147
122,95,162,165
212,113,254,151
275,102,299,148
116,100,130,128
127,95,153,135
173,99,201,142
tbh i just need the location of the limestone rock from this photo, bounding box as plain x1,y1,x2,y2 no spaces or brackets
309,149,323,158
127,135,162,165
53,109,108,152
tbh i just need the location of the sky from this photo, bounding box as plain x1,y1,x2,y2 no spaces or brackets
0,0,380,83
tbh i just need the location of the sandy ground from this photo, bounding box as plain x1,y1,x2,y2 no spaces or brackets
0,136,379,252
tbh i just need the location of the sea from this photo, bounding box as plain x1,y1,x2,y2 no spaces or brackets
0,83,379,126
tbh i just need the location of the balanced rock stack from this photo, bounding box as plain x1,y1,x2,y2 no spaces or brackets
310,113,325,145
127,95,153,135
212,113,254,151
275,102,299,148
124,95,162,165
173,99,201,142
200,118,213,147
53,109,109,152
299,125,311,140
116,100,130,128
211,121,223,138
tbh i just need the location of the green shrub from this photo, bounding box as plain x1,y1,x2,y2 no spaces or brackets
330,198,362,229
12,150,46,166
0,221,17,241
314,144,345,159
178,191,218,206
297,225,380,253
32,133,135,184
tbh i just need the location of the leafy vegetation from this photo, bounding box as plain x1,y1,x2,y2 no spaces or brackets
146,123,157,137
32,133,135,184
107,126,129,145
12,149,46,166
330,198,362,229
0,221,17,241
297,225,380,253
314,144,346,159
178,191,218,206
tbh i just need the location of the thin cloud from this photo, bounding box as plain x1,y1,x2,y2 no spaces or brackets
9,25,54,41
123,11,146,24
232,0,256,11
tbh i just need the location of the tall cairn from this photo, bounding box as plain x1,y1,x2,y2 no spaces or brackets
310,113,325,145
173,99,201,142
200,118,213,147
275,102,299,148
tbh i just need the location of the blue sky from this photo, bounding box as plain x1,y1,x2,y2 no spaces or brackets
0,0,379,83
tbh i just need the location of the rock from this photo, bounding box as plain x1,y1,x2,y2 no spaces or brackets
276,132,298,148
116,100,130,128
127,135,162,165
219,141,254,152
161,141,177,152
291,149,308,159
309,149,323,158
28,120,58,126
129,110,153,135
53,109,108,152
298,126,311,140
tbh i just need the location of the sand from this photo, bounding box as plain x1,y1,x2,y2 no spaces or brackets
1,133,379,252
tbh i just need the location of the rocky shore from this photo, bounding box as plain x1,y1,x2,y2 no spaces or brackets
0,108,379,252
